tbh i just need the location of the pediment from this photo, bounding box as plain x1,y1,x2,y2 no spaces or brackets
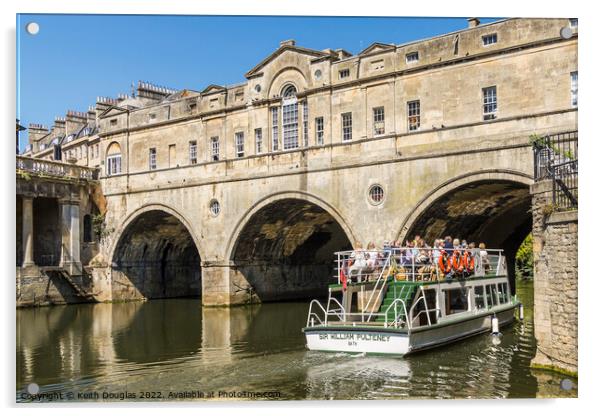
99,106,127,118
359,42,396,56
200,84,226,96
245,45,328,79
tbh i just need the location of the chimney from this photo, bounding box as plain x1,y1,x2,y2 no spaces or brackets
335,49,352,60
51,117,66,138
28,123,49,152
467,17,480,28
136,80,176,101
65,110,87,137
87,106,96,123
95,96,118,118
279,39,296,47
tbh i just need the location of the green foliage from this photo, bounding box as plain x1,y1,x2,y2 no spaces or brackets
515,233,533,279
92,213,114,241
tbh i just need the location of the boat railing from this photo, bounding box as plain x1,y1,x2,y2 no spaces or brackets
334,247,506,283
325,296,346,322
363,252,392,322
307,299,328,327
408,286,437,328
384,298,409,329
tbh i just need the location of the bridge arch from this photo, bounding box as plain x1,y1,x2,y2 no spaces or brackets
398,169,533,292
227,191,356,301
109,203,203,300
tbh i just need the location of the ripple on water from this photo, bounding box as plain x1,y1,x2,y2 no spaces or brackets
16,281,576,401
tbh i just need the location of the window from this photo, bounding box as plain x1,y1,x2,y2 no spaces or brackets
211,136,220,161
148,113,156,121
210,199,220,216
235,91,244,101
405,52,419,63
368,184,384,204
282,86,299,150
149,148,157,170
569,18,578,29
83,215,92,243
255,128,263,154
407,100,421,131
189,141,197,164
341,112,352,142
373,106,385,136
209,98,218,108
339,68,350,79
235,132,244,158
474,286,486,309
302,101,309,147
486,284,499,307
497,283,509,304
482,33,498,46
444,288,469,315
315,117,324,146
571,71,578,107
271,107,279,151
110,119,117,126
483,86,497,120
106,142,122,176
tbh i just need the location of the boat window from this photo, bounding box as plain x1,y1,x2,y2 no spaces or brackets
497,283,509,303
486,284,499,307
474,286,486,309
444,288,469,315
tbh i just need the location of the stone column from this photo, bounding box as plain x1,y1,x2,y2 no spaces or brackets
21,197,35,268
59,199,82,275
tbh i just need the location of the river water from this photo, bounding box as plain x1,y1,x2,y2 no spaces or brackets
16,279,576,401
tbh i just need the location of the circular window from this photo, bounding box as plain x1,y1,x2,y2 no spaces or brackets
255,84,261,93
210,199,221,216
368,184,385,205
314,69,322,80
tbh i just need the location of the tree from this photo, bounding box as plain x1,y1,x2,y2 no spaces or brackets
515,233,533,279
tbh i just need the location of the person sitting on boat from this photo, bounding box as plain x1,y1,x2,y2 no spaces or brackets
443,236,453,253
347,241,369,282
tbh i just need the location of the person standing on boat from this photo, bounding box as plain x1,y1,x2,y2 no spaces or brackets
348,241,368,282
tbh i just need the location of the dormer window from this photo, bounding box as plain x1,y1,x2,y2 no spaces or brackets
569,18,578,29
406,52,419,64
482,33,498,46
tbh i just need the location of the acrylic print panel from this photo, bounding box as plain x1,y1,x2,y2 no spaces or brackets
15,14,578,402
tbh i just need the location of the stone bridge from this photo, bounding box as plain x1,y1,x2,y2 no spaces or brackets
97,116,576,306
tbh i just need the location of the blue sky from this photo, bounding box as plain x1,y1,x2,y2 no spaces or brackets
16,14,501,150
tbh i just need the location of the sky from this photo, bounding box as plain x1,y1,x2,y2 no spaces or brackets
16,14,502,151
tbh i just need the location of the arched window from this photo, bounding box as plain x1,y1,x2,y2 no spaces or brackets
106,142,122,176
281,85,299,150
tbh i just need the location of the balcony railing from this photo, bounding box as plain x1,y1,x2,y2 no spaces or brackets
16,155,99,181
532,131,578,209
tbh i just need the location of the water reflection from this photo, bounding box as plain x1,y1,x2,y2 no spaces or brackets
16,280,576,401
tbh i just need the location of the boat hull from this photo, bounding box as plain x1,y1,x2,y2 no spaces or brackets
304,305,517,355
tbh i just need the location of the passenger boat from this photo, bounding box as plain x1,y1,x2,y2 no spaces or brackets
303,246,522,355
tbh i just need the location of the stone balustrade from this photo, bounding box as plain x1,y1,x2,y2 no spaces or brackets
16,155,98,181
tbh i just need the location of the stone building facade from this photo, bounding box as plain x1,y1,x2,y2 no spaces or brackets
530,180,578,376
19,17,578,307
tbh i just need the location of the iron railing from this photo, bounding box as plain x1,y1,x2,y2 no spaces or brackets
533,131,578,209
16,155,99,180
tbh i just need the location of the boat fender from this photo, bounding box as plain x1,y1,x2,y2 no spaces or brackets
519,303,524,321
491,314,501,336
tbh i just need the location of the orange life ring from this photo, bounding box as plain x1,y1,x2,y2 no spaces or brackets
451,250,464,272
462,251,475,273
438,250,451,273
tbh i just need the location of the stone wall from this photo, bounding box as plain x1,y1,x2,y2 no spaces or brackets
530,179,578,375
